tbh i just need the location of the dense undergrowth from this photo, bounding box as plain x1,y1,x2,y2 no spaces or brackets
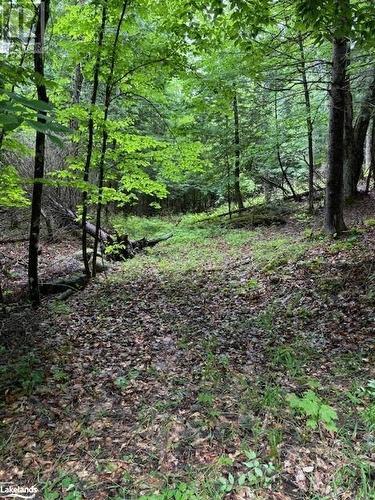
0,201,374,499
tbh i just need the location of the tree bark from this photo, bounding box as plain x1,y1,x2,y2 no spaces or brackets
325,38,347,235
232,92,244,211
81,1,107,279
28,0,50,307
343,62,355,199
366,117,375,193
344,69,375,197
298,34,315,212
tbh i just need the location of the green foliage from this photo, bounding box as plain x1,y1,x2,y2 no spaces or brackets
48,300,71,316
0,353,44,395
332,458,375,499
364,218,375,228
287,390,338,432
255,304,277,332
140,482,199,500
111,215,175,240
114,370,140,390
252,237,310,271
0,165,30,207
270,346,302,375
362,403,375,430
43,474,83,500
218,450,276,493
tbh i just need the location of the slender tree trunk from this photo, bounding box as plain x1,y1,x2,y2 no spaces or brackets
92,0,130,276
232,92,244,210
28,0,50,307
225,152,232,219
92,121,109,277
343,61,355,199
325,38,347,235
225,116,232,218
81,2,107,278
298,34,315,212
351,70,375,192
366,117,375,193
365,121,372,171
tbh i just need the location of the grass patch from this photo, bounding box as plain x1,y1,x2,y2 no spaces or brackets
252,237,311,271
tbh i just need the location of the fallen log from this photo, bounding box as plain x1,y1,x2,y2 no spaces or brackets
196,188,325,224
39,273,87,295
49,199,173,260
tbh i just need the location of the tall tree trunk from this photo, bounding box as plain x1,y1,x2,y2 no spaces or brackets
366,117,375,193
28,0,50,307
343,62,355,199
225,152,232,219
225,116,232,218
365,121,372,171
81,1,107,279
298,34,315,212
344,69,375,197
325,38,347,235
232,92,244,210
92,0,130,276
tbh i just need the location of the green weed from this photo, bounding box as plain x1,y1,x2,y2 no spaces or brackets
362,404,375,430
269,345,302,375
332,458,375,499
287,390,338,432
43,474,83,500
114,369,140,389
218,449,276,494
0,353,45,394
266,428,283,461
252,237,310,271
49,300,72,316
140,481,199,500
255,304,278,332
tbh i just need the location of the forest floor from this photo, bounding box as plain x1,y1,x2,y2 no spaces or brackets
0,196,374,499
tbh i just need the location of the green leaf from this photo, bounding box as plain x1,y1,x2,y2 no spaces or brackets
9,93,54,112
0,113,23,131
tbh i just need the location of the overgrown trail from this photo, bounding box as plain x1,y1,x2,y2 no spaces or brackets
1,203,374,499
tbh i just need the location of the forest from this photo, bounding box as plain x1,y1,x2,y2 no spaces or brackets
0,0,374,498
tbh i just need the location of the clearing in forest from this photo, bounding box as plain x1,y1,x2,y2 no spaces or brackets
1,200,375,499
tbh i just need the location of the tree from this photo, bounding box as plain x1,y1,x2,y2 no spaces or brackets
28,0,51,306
92,0,130,277
81,0,108,278
232,91,244,210
297,33,315,212
325,36,347,234
344,69,375,197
